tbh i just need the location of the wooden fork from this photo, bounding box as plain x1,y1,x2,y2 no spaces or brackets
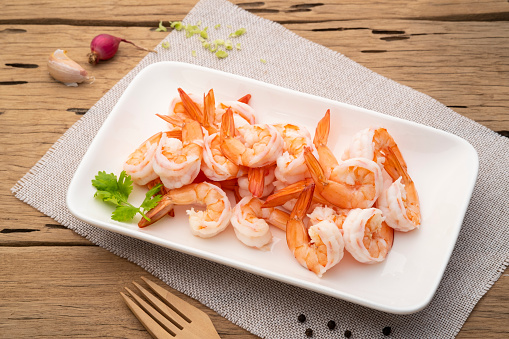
120,276,220,339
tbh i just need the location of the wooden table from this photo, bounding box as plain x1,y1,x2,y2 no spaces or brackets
1,1,508,337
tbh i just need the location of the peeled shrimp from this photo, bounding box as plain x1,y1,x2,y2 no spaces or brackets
342,127,421,231
273,123,314,184
216,100,257,125
238,165,275,198
139,182,231,238
220,108,284,168
342,208,394,264
377,177,420,232
308,206,349,231
202,132,245,181
230,196,289,249
153,120,204,189
123,130,181,185
305,149,384,209
286,183,344,277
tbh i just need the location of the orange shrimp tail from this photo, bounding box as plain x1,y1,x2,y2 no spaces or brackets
178,88,204,124
303,148,328,192
262,178,314,208
290,183,315,221
203,89,217,134
313,110,330,149
237,94,251,104
138,195,174,228
220,107,235,141
248,167,265,198
156,113,185,127
182,120,204,144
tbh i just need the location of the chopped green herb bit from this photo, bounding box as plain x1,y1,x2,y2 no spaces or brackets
227,24,232,29
156,20,167,32
161,41,170,49
192,50,197,57
215,50,228,59
225,40,233,50
202,41,211,49
213,39,225,45
170,21,184,31
198,36,206,43
235,43,241,50
209,44,218,52
230,27,246,38
200,30,208,39
197,20,202,26
214,24,221,29
260,58,267,64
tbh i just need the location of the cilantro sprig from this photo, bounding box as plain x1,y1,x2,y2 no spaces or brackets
92,171,162,222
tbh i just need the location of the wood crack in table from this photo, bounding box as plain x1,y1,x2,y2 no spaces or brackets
1,1,508,338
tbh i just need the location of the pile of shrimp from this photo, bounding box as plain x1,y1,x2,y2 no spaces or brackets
123,88,421,278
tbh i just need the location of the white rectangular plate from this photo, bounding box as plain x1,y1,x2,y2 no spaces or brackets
67,61,478,314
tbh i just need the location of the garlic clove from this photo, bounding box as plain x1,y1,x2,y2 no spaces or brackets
47,49,92,86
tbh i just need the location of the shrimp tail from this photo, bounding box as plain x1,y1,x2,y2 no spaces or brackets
303,147,329,192
178,88,204,124
138,195,174,228
286,183,315,254
313,109,330,149
248,167,265,198
203,89,218,134
262,178,314,208
290,183,315,221
237,94,251,104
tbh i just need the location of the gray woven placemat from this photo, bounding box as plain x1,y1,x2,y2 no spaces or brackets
12,0,509,337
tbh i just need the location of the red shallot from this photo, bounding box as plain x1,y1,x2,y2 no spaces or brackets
88,34,156,64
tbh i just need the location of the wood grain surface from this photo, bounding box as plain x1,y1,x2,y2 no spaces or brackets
1,0,508,338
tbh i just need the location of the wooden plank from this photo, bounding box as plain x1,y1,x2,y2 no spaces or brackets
0,246,254,338
1,0,508,24
0,246,507,338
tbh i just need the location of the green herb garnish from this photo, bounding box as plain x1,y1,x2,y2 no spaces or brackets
170,21,184,31
92,170,162,222
216,50,228,59
156,21,167,32
161,41,170,49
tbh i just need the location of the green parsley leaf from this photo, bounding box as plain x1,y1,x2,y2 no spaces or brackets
92,171,118,192
235,43,241,50
192,50,197,57
225,40,233,50
111,205,140,222
92,170,162,223
161,41,170,49
140,184,163,211
214,24,221,29
260,58,267,64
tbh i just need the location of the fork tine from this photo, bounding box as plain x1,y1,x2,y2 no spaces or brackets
133,281,191,325
140,277,221,339
141,276,197,319
125,287,181,337
120,292,173,339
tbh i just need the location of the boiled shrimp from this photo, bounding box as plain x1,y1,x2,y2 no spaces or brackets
342,208,394,264
201,132,246,181
286,183,344,277
123,130,182,185
273,123,314,184
342,127,421,231
377,177,420,232
305,148,384,209
153,120,204,189
230,196,289,249
216,100,257,125
220,108,284,168
238,165,275,198
139,182,231,238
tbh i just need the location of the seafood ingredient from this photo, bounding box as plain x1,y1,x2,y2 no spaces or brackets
342,208,394,264
286,183,344,277
139,182,231,238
